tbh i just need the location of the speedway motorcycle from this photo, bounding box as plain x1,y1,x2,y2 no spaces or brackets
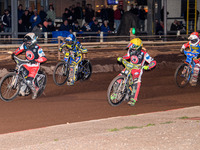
53,49,92,86
174,49,199,88
107,57,142,106
0,54,47,102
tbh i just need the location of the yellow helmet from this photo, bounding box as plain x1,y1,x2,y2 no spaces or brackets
127,38,143,50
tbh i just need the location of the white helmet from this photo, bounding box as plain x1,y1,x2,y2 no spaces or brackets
188,32,200,46
23,33,38,48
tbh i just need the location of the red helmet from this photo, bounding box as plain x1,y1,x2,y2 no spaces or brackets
188,32,200,46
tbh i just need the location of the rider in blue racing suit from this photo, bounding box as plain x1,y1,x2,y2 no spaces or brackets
181,32,200,86
59,34,88,85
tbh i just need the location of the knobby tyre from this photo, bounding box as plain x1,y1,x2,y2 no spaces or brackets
37,70,47,98
0,72,21,102
174,63,190,88
107,75,127,106
53,62,68,86
80,60,92,80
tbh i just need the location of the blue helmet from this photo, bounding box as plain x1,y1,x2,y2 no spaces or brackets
65,34,76,47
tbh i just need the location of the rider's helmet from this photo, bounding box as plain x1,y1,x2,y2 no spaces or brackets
65,34,76,48
127,38,143,51
23,33,38,48
188,32,200,46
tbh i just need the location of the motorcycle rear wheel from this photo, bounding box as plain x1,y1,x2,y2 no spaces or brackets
79,59,92,81
0,72,21,102
37,70,47,98
107,75,128,106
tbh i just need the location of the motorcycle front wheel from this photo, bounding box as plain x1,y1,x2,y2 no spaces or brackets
174,63,190,88
0,72,21,102
53,62,69,86
107,75,128,106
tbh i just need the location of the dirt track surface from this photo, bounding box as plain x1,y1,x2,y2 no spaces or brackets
0,45,200,137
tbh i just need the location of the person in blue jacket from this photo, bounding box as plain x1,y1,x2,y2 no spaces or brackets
30,9,41,29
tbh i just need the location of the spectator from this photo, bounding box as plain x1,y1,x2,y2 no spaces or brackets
170,20,178,31
62,8,70,22
21,9,31,32
101,20,111,32
18,19,25,38
129,4,139,30
2,9,11,32
46,4,56,24
100,6,108,21
81,22,91,32
72,21,81,32
71,9,77,24
130,4,139,16
18,4,24,20
18,19,25,32
89,16,96,27
28,7,34,16
39,6,47,24
85,4,94,24
114,6,121,32
59,20,72,32
0,21,4,32
74,2,83,26
30,9,41,29
155,19,163,35
138,6,147,31
107,6,114,31
160,6,169,22
46,19,55,32
119,5,124,17
91,19,100,32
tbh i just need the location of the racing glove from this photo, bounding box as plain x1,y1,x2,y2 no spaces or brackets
117,57,123,62
143,65,149,70
11,53,15,59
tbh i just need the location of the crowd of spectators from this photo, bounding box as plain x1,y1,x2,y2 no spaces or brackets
0,2,150,36
1,2,196,37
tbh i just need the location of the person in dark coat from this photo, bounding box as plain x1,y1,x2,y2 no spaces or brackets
62,8,71,22
59,20,72,32
39,6,47,24
138,6,147,31
21,9,31,32
117,11,137,36
18,19,25,38
91,20,100,32
85,4,94,23
72,21,81,32
18,4,24,20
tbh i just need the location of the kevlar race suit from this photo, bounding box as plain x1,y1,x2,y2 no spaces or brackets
13,43,47,94
122,48,156,101
59,41,88,85
182,41,200,86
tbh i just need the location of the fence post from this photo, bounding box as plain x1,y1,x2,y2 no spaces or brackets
44,32,48,43
100,32,103,42
57,36,63,60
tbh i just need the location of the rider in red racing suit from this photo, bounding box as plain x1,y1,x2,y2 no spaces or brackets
12,33,47,99
119,38,156,106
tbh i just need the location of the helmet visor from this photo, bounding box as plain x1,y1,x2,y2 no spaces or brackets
66,40,73,45
190,39,198,44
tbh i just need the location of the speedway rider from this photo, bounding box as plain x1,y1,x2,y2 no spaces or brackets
12,33,47,99
181,32,200,86
118,38,156,106
59,33,88,85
